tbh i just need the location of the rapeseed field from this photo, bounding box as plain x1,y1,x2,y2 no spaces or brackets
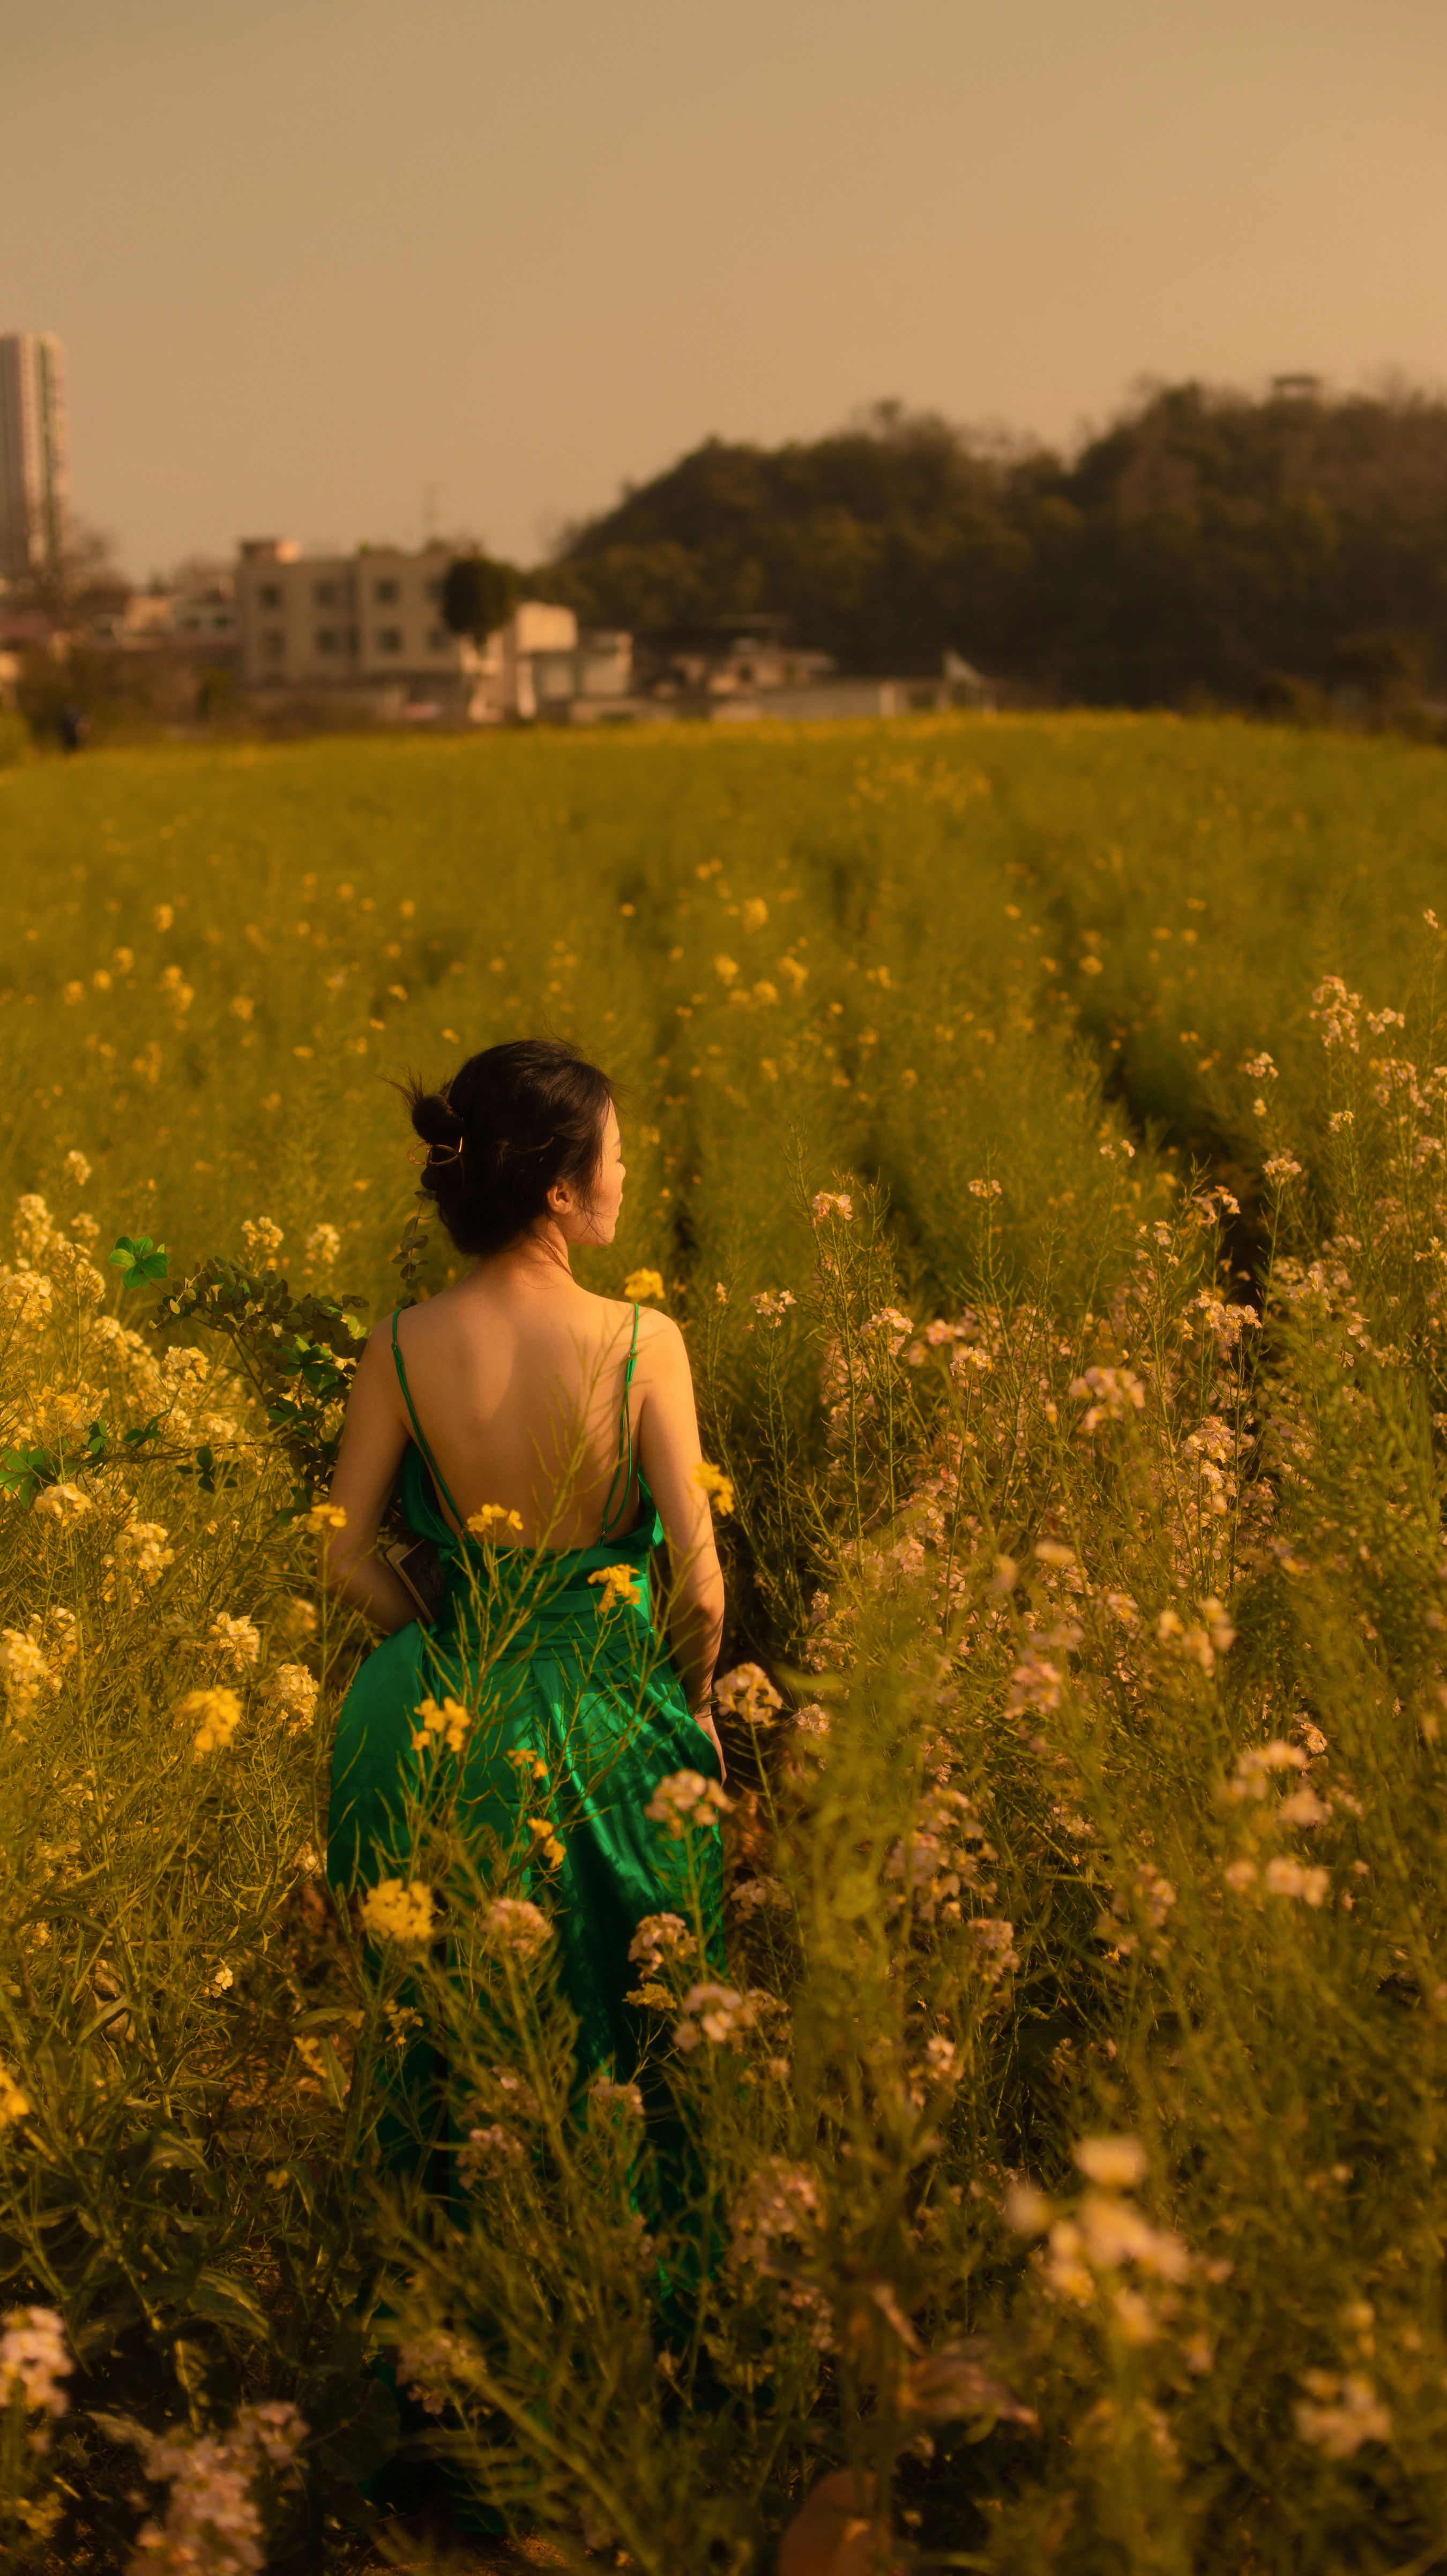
2,712,1446,2572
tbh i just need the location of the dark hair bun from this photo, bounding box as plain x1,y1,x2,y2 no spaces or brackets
409,1089,464,1152
404,1038,612,1259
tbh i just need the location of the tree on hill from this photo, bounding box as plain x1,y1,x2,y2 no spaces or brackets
543,385,1447,712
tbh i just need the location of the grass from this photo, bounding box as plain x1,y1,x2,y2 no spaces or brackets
1,710,1446,2571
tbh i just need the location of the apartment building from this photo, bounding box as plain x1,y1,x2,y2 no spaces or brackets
235,539,466,695
0,332,71,579
233,540,632,721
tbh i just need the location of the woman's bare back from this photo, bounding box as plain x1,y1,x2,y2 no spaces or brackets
386,1270,646,1549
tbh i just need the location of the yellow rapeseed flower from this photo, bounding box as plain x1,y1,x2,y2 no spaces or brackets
589,1563,642,1612
305,1500,348,1534
412,1694,472,1755
624,1268,665,1302
692,1462,735,1516
467,1503,524,1542
182,1686,243,1758
0,2070,31,2126
713,955,740,985
361,1878,435,1943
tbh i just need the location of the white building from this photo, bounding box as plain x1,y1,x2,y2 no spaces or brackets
235,539,465,702
0,333,71,580
234,540,632,722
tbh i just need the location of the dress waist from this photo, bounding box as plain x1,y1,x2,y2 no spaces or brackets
433,1542,659,1657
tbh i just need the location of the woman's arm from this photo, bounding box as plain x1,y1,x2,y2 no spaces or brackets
319,1327,418,1633
635,1316,727,1779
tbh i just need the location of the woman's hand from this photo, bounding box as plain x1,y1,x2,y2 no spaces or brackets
693,1705,727,1785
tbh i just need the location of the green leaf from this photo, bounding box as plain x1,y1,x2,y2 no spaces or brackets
186,2267,272,2339
314,2374,400,2486
110,1233,171,1292
141,2131,211,2179
177,1441,233,1494
0,1443,58,1506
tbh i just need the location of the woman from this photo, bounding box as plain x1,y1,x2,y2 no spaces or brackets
322,1037,726,2094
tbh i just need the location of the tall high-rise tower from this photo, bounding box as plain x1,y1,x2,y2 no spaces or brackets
0,333,71,580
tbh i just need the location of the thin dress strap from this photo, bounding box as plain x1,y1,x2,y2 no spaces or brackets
390,1309,468,1533
599,1303,641,1540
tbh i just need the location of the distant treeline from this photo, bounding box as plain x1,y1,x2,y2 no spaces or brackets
540,385,1447,713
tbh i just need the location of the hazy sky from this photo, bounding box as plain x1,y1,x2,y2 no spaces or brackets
6,0,1445,576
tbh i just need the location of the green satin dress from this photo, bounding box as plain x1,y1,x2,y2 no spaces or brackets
326,1304,726,2092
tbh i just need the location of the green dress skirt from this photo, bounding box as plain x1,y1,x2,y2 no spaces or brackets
326,1309,726,2092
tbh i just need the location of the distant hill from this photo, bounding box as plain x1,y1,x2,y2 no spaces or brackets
543,386,1447,713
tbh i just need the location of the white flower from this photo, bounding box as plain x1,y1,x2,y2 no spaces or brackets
0,1628,51,1717
1295,2371,1391,2458
674,1982,759,2051
645,1770,730,1837
731,1876,789,1915
483,1897,553,1955
305,1223,341,1270
589,2074,644,2117
457,2123,526,2188
792,1702,830,1742
241,1215,284,1270
0,2307,72,2432
110,2400,306,2566
1075,2136,1147,2190
266,1663,319,1731
210,1612,261,1669
397,2329,474,2418
1263,1856,1330,1907
627,1912,696,1973
713,1663,784,1727
967,1918,1020,1986
1003,2181,1052,2236
120,1520,175,1584
749,1288,797,1328
1221,1740,1308,1802
727,2158,821,2273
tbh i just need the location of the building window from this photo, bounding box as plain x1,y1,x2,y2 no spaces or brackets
377,627,403,654
374,579,400,605
426,626,446,652
316,628,338,654
258,583,282,611
261,629,285,663
424,578,443,603
314,580,337,607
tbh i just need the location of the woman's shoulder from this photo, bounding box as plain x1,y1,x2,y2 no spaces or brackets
582,1289,684,1358
370,1281,478,1360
